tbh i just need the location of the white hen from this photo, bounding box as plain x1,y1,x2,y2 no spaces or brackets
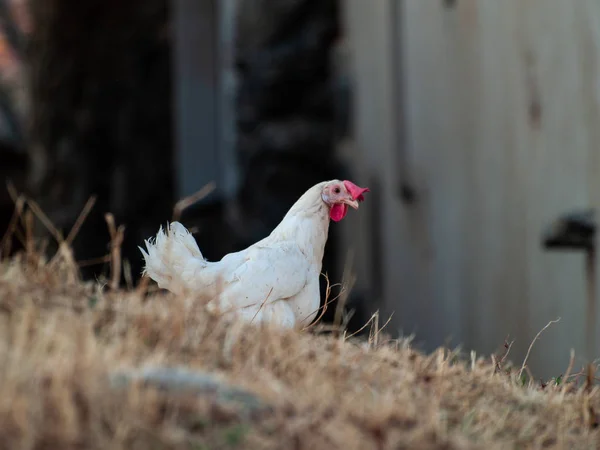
140,179,369,329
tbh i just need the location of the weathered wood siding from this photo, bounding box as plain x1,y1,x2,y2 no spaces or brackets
341,0,600,376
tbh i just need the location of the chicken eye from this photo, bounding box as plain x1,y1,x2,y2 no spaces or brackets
333,187,340,194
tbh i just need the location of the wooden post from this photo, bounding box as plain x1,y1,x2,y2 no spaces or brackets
172,0,238,201
216,0,239,200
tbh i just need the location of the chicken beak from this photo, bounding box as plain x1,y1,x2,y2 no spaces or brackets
343,198,360,210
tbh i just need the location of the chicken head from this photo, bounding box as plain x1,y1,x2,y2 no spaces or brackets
322,180,369,222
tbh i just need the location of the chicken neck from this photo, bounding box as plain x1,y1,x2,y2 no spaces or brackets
267,182,331,265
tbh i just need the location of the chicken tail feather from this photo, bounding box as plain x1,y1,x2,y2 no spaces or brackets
140,221,206,294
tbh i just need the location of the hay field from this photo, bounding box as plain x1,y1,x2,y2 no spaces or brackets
0,211,600,449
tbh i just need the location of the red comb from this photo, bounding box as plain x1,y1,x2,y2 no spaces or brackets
343,180,369,202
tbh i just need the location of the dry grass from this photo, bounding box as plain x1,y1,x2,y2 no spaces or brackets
1,199,600,449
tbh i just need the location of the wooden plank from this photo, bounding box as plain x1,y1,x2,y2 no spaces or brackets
338,0,397,316
172,0,219,199
343,0,600,376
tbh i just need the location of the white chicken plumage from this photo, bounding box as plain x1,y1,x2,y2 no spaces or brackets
140,179,369,329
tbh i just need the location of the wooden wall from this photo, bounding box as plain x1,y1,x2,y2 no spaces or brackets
340,0,600,377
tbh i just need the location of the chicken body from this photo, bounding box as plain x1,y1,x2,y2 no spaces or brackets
140,180,368,328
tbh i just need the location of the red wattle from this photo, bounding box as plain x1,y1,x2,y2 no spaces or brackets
330,203,348,222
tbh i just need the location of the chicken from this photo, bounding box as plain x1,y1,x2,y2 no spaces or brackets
140,179,369,328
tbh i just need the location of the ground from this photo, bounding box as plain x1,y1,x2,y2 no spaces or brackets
0,230,599,449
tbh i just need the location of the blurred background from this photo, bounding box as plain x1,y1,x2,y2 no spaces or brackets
1,0,600,378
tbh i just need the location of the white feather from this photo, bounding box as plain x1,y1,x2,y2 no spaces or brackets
139,222,206,295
